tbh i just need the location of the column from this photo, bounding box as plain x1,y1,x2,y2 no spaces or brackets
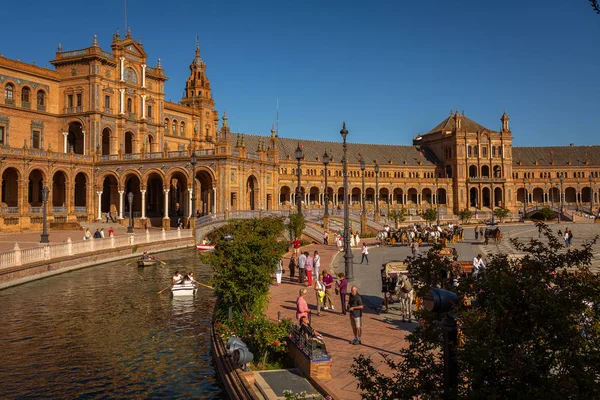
119,57,125,81
141,190,146,219
213,187,217,213
96,191,102,220
141,95,147,119
188,188,193,218
63,132,68,153
119,89,125,114
82,130,86,155
141,64,146,88
163,189,170,219
118,190,125,219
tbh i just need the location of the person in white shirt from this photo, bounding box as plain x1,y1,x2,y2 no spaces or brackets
313,250,321,279
172,271,183,285
473,254,485,277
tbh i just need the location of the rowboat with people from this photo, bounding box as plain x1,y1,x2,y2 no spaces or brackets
137,259,160,267
171,283,198,297
196,243,215,252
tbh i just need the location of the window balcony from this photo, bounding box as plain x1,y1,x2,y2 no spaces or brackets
37,104,46,111
21,101,31,109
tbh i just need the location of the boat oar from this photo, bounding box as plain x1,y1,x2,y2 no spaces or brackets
156,259,167,265
125,259,138,267
157,285,172,295
197,282,214,290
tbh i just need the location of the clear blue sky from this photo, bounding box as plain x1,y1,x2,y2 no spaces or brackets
2,0,600,146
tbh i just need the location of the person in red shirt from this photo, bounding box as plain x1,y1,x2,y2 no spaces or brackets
108,227,115,237
292,237,301,255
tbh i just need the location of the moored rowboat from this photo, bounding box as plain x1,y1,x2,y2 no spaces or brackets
171,284,198,296
137,259,160,267
196,244,215,252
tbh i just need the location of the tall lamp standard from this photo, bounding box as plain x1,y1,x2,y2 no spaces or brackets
559,174,564,222
374,161,380,222
322,150,330,229
191,152,197,236
127,192,134,233
550,178,554,210
523,177,528,218
360,157,367,235
589,174,594,217
340,122,354,281
435,176,440,226
490,181,495,225
40,186,50,243
295,143,303,216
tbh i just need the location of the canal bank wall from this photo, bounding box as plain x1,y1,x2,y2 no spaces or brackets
0,236,194,290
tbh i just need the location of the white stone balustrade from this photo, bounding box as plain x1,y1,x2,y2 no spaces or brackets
0,229,192,269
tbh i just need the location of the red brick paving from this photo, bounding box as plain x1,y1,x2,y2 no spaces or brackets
266,243,410,400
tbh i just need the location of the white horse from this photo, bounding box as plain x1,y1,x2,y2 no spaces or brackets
395,275,414,323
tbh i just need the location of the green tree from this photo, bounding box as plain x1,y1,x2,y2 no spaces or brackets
539,207,554,221
457,208,473,224
493,207,510,222
202,217,288,315
287,212,306,241
350,223,600,399
422,208,437,224
389,208,406,228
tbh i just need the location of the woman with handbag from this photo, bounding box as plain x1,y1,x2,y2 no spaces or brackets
289,254,297,282
314,274,326,316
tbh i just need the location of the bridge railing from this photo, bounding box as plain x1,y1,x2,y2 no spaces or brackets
0,229,192,270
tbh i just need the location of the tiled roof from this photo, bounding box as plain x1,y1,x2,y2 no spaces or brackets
231,133,439,167
426,113,495,135
512,146,600,166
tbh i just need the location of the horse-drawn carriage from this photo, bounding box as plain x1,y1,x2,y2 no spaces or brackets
381,261,414,322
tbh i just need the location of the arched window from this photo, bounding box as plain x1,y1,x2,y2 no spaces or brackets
492,146,496,157
37,90,45,106
21,87,31,103
126,98,132,113
180,122,185,136
5,83,14,101
164,118,170,133
172,120,177,134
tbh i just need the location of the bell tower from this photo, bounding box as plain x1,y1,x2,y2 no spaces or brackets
181,37,218,144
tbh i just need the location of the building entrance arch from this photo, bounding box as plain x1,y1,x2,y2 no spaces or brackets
52,171,67,207
1,168,19,207
28,169,44,206
74,172,87,207
246,175,258,211
67,122,84,154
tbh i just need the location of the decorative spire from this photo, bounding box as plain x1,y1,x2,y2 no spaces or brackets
191,36,203,68
126,27,132,38
57,43,62,52
92,34,98,46
222,111,229,128
138,37,143,48
271,125,276,137
156,58,162,68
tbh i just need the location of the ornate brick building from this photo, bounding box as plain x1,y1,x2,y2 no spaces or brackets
0,32,598,232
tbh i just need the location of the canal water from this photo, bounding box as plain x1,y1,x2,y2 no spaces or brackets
0,248,221,399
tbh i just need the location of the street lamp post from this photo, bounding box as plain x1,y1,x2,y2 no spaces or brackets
360,157,367,235
523,177,527,219
295,143,303,216
559,174,564,221
374,161,380,221
490,181,495,225
127,192,134,233
323,150,330,229
435,176,440,226
191,152,197,237
40,186,50,243
589,174,594,217
340,122,354,281
550,178,554,210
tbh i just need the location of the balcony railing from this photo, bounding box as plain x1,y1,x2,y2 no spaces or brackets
30,206,43,214
2,207,19,214
37,104,46,111
53,206,67,214
74,206,88,213
21,101,31,109
467,177,506,183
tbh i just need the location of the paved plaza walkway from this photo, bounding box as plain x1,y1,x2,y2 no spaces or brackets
266,220,600,399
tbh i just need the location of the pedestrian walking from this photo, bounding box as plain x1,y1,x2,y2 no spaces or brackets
473,254,485,278
292,237,301,255
411,241,419,258
314,274,325,316
348,286,364,345
296,288,311,323
323,230,329,245
336,273,349,315
275,257,283,286
289,254,297,282
474,225,479,240
538,224,543,238
313,250,321,280
298,251,307,284
360,243,369,264
564,229,570,248
305,252,314,286
322,270,334,310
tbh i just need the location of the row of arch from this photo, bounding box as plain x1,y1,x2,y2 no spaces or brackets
4,83,46,107
516,187,597,204
469,165,503,178
278,186,448,206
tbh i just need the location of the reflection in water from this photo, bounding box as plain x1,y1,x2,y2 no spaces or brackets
0,248,221,399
